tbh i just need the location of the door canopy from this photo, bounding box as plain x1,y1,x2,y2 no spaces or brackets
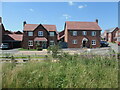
82,38,88,43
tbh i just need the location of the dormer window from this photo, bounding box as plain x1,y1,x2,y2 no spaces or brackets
28,32,33,36
38,31,43,36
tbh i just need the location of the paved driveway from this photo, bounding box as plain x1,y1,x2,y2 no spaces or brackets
0,48,19,55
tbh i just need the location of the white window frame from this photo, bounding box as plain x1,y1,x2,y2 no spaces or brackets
38,31,43,36
28,32,33,36
28,40,33,46
50,32,54,36
73,31,77,36
91,40,96,45
92,31,96,36
82,31,87,35
50,40,55,46
72,40,77,44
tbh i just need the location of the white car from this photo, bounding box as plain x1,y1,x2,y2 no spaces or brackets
0,43,9,50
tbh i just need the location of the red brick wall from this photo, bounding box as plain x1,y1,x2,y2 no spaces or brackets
67,30,101,48
22,25,57,49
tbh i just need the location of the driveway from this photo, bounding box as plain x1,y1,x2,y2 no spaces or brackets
0,48,19,55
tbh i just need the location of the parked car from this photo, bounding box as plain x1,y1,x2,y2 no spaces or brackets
118,42,120,46
100,41,109,47
0,43,9,50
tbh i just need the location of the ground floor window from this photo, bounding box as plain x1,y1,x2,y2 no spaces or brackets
72,40,77,44
28,40,33,46
50,40,55,46
91,40,96,45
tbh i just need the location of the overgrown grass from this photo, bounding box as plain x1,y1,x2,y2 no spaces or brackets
2,53,118,88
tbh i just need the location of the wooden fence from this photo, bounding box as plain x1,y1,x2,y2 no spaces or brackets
0,53,119,63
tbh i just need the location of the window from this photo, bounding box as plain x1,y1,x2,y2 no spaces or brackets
91,40,96,45
82,31,87,35
38,31,43,36
28,32,33,36
50,32,54,36
92,31,96,36
73,31,77,36
28,40,33,46
50,40,55,46
72,40,77,44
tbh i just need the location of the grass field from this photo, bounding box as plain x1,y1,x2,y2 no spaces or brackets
2,52,118,88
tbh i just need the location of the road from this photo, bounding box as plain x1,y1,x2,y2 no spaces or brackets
0,47,111,55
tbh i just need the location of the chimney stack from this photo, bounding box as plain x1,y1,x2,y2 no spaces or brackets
0,17,2,24
23,21,27,26
96,19,98,24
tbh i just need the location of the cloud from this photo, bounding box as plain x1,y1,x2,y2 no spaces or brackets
78,4,87,9
29,9,34,12
68,1,74,6
63,14,71,20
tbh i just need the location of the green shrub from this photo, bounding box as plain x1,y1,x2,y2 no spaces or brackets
47,45,61,58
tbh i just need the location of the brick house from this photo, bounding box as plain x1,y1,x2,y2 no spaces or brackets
104,27,119,43
22,21,57,49
115,28,120,44
61,20,102,48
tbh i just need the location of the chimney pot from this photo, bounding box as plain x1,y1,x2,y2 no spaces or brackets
0,17,2,23
96,19,98,24
23,21,27,26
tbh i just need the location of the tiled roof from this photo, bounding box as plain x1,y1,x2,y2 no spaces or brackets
58,30,65,40
34,37,47,41
24,24,56,32
65,21,102,30
105,27,117,33
3,34,23,41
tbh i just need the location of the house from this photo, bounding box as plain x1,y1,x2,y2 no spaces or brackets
0,17,5,45
14,31,23,34
22,21,57,49
60,19,102,48
104,27,119,43
102,30,110,41
0,17,23,48
58,30,65,42
115,28,120,44
2,34,23,48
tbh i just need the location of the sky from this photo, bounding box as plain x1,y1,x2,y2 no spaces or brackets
2,2,118,32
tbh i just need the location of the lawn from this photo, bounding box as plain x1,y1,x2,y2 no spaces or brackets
18,48,38,51
2,53,118,88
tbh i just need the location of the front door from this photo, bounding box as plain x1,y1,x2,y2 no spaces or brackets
42,41,47,49
83,41,86,47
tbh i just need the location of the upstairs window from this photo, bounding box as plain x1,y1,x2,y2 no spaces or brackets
82,31,87,35
28,32,33,36
92,31,96,36
50,32,54,36
38,31,43,36
73,31,77,36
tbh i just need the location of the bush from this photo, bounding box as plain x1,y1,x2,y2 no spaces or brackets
36,44,42,51
47,45,61,58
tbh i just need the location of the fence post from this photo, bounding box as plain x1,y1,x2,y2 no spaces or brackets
28,55,30,61
11,55,16,63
